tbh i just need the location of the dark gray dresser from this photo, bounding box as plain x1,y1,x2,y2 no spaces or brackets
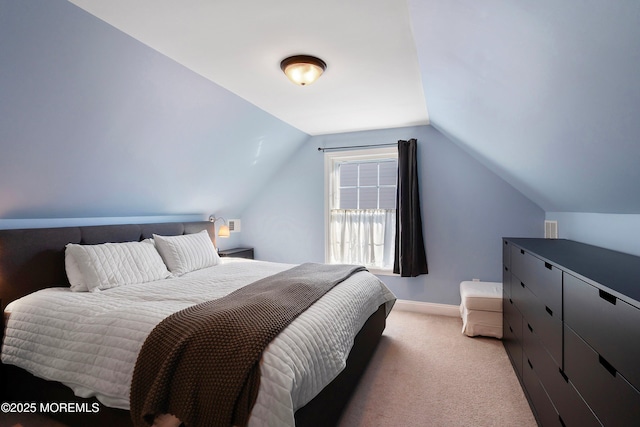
503,238,640,426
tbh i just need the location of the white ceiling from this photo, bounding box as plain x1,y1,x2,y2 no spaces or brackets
69,0,429,136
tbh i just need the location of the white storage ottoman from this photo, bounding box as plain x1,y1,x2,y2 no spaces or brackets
460,281,503,338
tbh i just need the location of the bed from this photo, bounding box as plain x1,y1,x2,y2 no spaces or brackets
0,221,395,426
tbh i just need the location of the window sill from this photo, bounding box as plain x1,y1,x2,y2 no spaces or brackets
367,268,399,277
326,262,398,277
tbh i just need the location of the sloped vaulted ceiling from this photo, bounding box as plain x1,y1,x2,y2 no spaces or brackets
408,0,640,213
68,0,640,214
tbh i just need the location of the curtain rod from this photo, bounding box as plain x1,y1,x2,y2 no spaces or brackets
317,143,397,152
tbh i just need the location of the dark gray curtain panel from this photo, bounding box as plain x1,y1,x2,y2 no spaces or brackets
394,139,428,277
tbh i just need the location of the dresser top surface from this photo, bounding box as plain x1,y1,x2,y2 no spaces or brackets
504,238,640,305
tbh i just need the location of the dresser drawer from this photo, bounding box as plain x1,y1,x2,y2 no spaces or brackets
510,246,562,315
523,352,563,427
503,266,512,299
565,325,640,426
513,279,562,367
503,316,523,379
564,273,640,390
504,298,523,377
524,321,601,427
504,295,522,338
503,240,511,269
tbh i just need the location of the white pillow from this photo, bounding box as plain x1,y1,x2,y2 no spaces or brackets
65,248,89,292
65,239,171,292
153,230,220,276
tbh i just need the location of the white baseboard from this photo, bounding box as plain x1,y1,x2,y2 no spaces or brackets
394,299,461,317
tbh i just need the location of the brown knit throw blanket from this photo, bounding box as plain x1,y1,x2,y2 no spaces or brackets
130,263,365,427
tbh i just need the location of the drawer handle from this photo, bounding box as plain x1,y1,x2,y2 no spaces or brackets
527,359,533,369
520,249,525,255
504,266,509,272
509,325,513,333
527,323,533,333
520,281,525,288
545,306,553,316
599,289,617,305
544,262,552,270
559,415,566,427
559,368,569,383
599,355,617,377
509,298,513,304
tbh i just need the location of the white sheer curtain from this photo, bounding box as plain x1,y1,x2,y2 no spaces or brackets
329,209,396,270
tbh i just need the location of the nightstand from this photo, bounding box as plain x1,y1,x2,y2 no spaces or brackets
218,247,254,259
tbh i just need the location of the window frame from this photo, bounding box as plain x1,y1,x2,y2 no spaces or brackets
324,146,398,274
335,158,397,210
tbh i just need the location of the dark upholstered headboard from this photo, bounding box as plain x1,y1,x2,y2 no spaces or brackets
0,221,215,312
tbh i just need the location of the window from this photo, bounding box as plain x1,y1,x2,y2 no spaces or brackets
325,147,397,271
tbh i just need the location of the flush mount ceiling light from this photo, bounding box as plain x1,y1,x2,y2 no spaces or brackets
280,55,327,86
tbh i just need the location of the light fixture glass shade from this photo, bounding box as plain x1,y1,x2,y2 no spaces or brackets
218,224,230,238
280,55,327,86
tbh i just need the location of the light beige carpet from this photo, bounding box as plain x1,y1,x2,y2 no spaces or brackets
338,309,537,427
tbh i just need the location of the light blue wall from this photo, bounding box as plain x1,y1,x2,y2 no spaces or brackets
240,125,544,305
0,0,309,247
410,0,640,214
546,213,640,257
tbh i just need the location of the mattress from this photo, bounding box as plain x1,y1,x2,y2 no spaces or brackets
1,258,395,426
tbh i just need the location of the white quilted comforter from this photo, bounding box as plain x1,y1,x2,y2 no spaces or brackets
2,258,395,426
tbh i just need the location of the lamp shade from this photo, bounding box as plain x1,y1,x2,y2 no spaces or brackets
218,224,230,238
280,55,327,86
